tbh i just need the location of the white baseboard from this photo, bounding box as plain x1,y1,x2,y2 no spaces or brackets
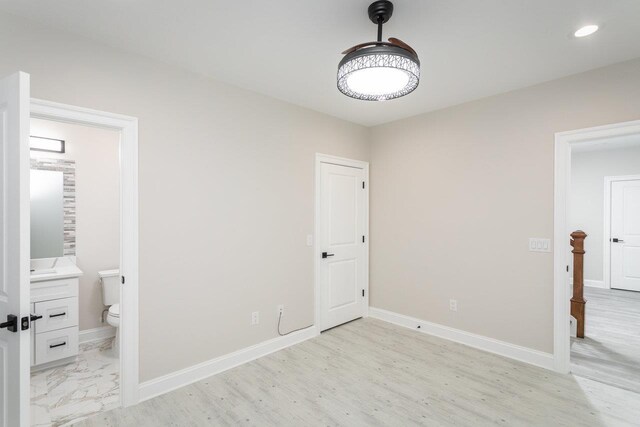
584,280,606,289
139,326,317,402
570,278,607,289
369,307,554,371
79,325,116,343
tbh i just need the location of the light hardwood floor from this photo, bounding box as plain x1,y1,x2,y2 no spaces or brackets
78,318,640,426
571,286,640,394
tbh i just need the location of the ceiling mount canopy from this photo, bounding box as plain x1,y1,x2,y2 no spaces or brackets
338,0,420,101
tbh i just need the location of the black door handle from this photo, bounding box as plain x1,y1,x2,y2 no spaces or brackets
0,314,18,333
31,314,43,322
612,238,625,243
322,252,335,259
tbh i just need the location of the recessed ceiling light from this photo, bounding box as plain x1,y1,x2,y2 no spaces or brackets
574,25,599,38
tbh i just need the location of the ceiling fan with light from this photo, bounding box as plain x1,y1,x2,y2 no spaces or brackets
337,1,420,101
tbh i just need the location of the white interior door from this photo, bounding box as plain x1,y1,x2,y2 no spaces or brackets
319,161,367,331
611,179,640,291
0,72,31,427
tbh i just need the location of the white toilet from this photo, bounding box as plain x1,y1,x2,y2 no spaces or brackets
99,269,120,353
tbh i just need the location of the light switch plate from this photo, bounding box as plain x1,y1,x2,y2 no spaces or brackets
529,238,551,252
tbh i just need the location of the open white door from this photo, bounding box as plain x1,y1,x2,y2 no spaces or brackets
318,160,367,331
0,72,31,427
611,179,640,291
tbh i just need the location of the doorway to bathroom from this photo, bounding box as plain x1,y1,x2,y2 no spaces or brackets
28,98,140,425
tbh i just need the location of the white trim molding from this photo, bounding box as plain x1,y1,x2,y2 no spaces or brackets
139,326,316,402
79,326,116,344
584,280,606,289
554,119,640,374
603,174,640,290
314,153,369,335
370,308,554,371
569,278,606,289
30,98,140,407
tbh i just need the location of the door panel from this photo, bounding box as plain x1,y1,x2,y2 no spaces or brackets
329,173,358,245
329,259,358,309
319,162,366,331
611,180,640,291
0,71,31,427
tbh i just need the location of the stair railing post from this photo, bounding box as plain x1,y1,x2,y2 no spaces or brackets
570,230,587,338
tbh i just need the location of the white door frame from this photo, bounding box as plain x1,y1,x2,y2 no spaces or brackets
314,153,369,336
603,174,640,290
554,119,640,373
30,98,140,406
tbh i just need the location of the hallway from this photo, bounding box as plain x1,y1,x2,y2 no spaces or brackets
571,287,640,393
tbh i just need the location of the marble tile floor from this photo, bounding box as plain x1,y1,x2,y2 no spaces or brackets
31,337,120,427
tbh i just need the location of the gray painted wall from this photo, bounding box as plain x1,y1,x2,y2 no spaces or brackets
0,13,370,382
570,145,640,283
369,58,640,353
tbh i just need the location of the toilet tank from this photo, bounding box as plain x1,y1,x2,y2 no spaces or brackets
99,269,120,306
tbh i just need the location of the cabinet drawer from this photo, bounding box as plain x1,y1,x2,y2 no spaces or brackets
35,327,78,365
31,278,78,303
33,297,78,333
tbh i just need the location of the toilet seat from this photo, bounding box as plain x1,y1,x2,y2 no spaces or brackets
108,303,120,317
107,303,120,327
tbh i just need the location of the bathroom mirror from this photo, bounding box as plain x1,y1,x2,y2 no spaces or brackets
30,169,65,259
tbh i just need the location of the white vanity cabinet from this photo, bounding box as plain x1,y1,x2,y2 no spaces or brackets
31,277,80,367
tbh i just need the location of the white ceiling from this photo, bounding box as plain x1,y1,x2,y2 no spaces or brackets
1,0,640,126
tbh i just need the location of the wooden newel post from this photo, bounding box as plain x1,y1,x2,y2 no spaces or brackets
570,230,587,338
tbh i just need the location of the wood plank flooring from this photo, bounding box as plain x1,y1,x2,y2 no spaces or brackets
571,286,640,394
78,319,640,427
77,318,640,426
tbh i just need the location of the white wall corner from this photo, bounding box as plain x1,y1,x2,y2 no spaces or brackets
138,326,316,402
369,307,554,371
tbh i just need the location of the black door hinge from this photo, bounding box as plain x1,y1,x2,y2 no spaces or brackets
362,181,365,189
362,235,365,243
121,276,125,284
566,265,569,272
362,289,365,297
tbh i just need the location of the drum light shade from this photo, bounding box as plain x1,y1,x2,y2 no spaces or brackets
337,1,420,101
337,45,420,101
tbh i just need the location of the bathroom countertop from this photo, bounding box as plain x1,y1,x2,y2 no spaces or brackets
30,258,83,283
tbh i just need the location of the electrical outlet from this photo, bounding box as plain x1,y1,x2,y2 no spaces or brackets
251,311,259,325
277,305,285,317
449,299,458,312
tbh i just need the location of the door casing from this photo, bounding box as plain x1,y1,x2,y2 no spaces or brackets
314,153,369,335
554,119,640,374
30,98,140,407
